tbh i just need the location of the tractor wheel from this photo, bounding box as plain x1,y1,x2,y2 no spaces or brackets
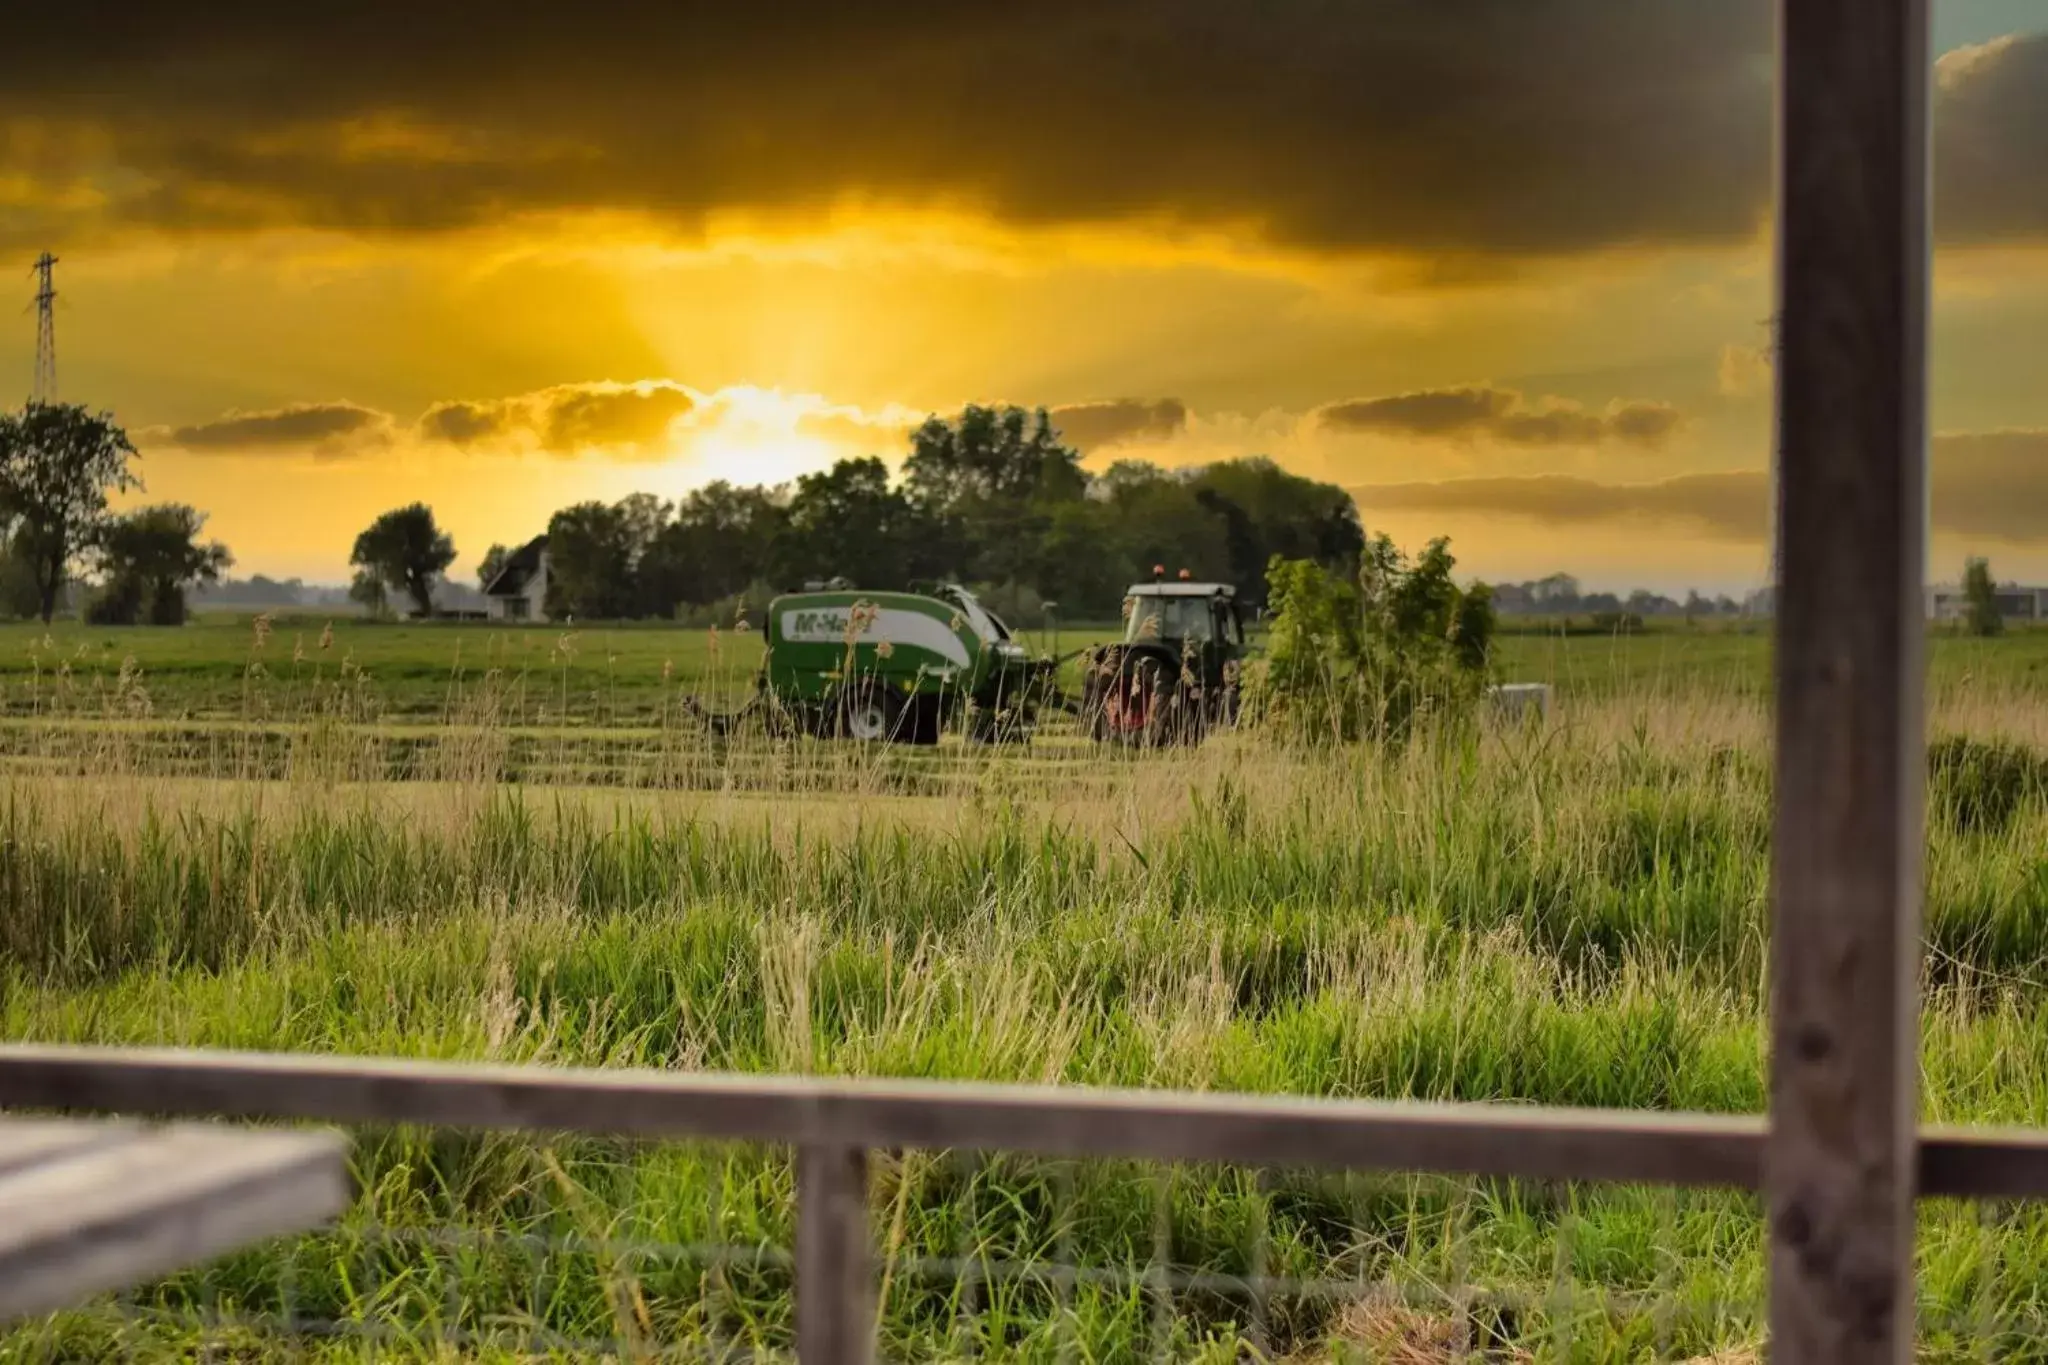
905,694,943,746
834,684,901,742
1097,657,1169,747
1168,690,1209,747
966,702,1025,745
759,694,818,740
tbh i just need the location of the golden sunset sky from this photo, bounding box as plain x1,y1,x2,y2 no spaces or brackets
4,0,2045,591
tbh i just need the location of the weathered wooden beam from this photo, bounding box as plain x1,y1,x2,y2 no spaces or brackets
1917,1129,2048,1200
797,1144,873,1365
0,1117,141,1177
0,1044,1763,1188
14,1048,2048,1199
1768,0,1930,1358
0,1120,348,1322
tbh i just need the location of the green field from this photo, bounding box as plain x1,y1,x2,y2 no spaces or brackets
5,619,2048,1359
7,613,2048,718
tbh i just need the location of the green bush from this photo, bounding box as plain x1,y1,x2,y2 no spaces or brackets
1963,556,2004,638
1243,535,1494,742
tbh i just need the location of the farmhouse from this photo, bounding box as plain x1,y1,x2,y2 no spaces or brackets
481,536,548,621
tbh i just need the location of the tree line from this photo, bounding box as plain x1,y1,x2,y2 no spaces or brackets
1487,573,1754,622
0,399,1367,628
444,405,1367,623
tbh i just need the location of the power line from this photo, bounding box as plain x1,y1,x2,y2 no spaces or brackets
31,251,57,404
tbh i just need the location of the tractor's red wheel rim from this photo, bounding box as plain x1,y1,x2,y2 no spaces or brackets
1104,675,1153,732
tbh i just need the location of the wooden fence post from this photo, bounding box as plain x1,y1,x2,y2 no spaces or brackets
1768,0,1930,1360
797,1143,874,1364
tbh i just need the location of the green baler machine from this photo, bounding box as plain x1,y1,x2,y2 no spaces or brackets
755,583,1053,743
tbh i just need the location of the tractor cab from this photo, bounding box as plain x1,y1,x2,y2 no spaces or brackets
1123,582,1243,649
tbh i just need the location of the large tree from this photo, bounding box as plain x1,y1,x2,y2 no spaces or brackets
93,503,233,625
1034,499,1129,620
544,501,636,620
638,481,786,616
0,402,141,623
1187,458,1365,601
476,543,509,591
779,457,935,591
903,405,1086,588
349,503,455,618
0,537,41,620
348,569,389,617
612,492,672,571
1094,460,1234,598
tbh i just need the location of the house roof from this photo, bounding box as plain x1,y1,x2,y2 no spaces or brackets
483,535,547,598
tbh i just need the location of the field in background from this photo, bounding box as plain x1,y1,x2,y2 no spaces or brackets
0,615,1118,724
5,613,2046,716
5,621,2048,1358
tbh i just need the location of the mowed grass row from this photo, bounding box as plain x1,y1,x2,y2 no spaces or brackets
0,714,1126,798
8,699,2048,1357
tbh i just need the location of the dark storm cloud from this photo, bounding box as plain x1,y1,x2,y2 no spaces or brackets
1049,399,1188,451
1351,430,2048,543
1931,430,2048,541
1354,472,1769,541
0,1,1778,256
1321,387,1685,449
419,383,695,455
6,7,2042,257
161,402,390,454
1606,402,1687,447
6,7,2039,256
1937,36,2048,242
158,382,696,459
537,385,695,453
418,400,508,447
1320,389,1517,437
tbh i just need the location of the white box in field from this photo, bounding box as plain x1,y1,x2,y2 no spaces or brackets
1488,682,1552,722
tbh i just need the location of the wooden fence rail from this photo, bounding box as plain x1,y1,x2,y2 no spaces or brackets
6,1044,2048,1202
4,1044,2048,1362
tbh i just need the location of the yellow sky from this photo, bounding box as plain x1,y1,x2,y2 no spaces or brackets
5,5,2046,593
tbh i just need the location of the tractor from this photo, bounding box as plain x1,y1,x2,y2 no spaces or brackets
1080,572,1248,746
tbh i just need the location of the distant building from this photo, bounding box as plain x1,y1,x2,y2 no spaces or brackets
482,536,549,621
1739,583,2048,624
1926,582,2048,624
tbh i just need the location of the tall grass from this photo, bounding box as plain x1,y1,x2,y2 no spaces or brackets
6,674,2048,1358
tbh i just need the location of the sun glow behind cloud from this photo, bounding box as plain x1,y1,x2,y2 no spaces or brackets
681,387,834,487
678,386,919,487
